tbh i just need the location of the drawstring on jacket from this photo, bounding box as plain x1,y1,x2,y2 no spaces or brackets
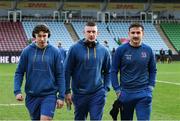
94,47,96,59
87,47,96,60
33,46,47,63
33,47,37,63
42,47,47,62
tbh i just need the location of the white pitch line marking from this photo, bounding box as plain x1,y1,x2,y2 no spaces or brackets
0,103,24,106
157,80,180,86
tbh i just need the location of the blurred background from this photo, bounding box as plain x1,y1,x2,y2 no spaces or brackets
0,0,180,62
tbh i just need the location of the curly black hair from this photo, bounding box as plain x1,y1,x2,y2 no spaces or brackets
32,24,51,38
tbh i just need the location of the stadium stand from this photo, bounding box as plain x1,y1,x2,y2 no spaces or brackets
160,23,180,51
108,22,169,52
0,0,180,62
71,21,171,53
0,22,27,52
72,22,119,50
22,22,74,50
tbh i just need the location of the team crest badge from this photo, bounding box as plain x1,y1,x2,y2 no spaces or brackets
141,52,147,58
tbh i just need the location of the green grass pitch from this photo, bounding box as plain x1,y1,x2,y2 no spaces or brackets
0,62,180,120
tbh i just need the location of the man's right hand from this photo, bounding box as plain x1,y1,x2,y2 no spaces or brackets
16,93,24,101
116,92,120,98
65,93,72,106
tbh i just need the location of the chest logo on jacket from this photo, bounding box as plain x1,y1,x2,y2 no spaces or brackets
125,54,132,60
141,52,147,58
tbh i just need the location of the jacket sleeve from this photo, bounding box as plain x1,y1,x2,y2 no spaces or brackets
64,47,75,94
111,48,121,94
102,50,111,92
148,49,157,88
55,51,65,100
14,49,27,96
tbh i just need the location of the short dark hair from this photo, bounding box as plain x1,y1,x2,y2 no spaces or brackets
86,21,96,27
32,24,51,38
129,23,144,31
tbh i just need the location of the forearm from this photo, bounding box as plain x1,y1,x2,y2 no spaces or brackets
14,72,24,95
65,71,71,94
57,77,65,100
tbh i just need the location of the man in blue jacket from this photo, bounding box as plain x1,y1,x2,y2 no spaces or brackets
58,41,66,62
111,23,157,121
14,24,65,120
64,21,111,120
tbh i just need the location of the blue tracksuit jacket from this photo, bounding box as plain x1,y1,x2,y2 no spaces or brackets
111,42,157,93
14,42,65,100
64,39,111,95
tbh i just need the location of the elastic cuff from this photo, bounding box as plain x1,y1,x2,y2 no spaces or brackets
14,91,21,96
57,96,65,101
65,89,71,94
115,90,121,94
104,87,110,92
148,85,154,91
